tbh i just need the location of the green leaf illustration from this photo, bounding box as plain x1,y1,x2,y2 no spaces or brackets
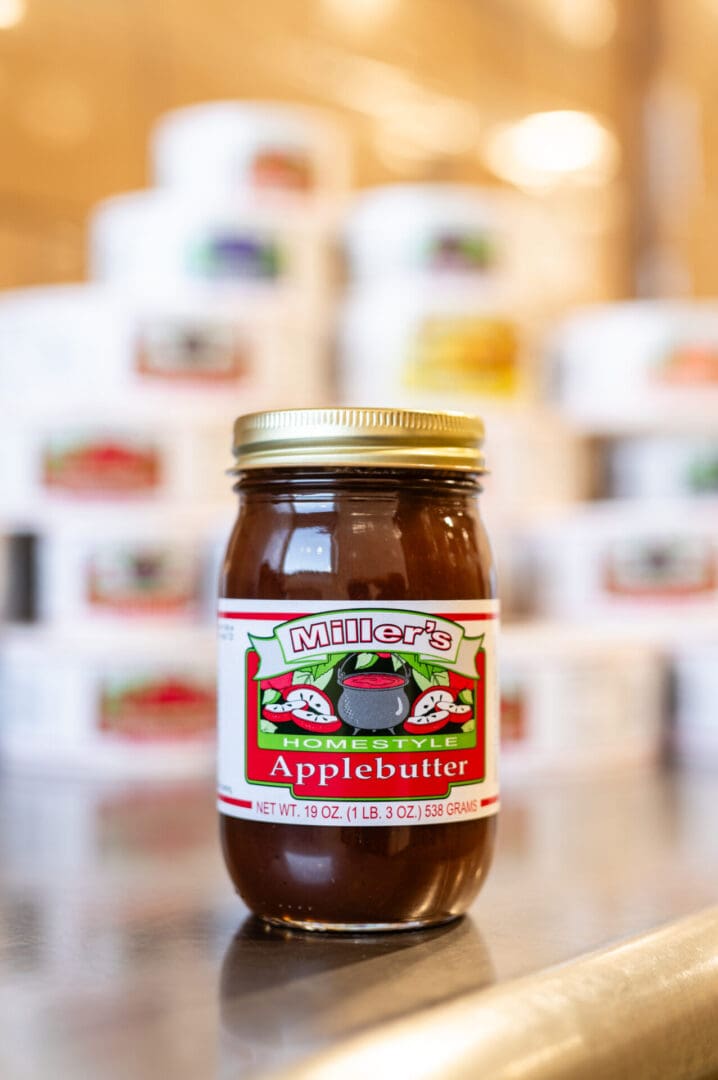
413,670,432,692
430,668,450,686
395,652,433,681
461,718,476,733
260,718,278,733
354,652,377,670
292,669,312,685
262,688,282,705
459,689,474,705
310,654,347,682
314,669,334,691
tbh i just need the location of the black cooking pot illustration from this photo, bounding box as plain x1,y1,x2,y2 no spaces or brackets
337,656,411,734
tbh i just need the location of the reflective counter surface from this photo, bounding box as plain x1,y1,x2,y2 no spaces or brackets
0,767,716,1079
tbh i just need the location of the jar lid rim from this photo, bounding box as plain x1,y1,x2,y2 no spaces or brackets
231,407,486,472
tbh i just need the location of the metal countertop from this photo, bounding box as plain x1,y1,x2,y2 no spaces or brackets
0,766,715,1079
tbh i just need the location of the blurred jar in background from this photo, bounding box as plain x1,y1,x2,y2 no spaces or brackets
500,624,665,780
151,101,350,204
0,628,216,776
549,301,718,430
524,500,718,625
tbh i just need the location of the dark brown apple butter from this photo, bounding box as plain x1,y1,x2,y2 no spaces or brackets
218,409,498,932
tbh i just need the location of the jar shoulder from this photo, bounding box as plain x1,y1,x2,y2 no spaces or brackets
221,490,496,601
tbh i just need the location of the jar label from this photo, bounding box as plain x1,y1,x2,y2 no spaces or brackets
188,232,283,281
655,342,718,386
217,599,499,827
251,149,314,192
86,544,199,614
135,320,248,382
406,317,519,397
602,537,717,598
424,230,496,273
99,674,216,741
42,435,162,495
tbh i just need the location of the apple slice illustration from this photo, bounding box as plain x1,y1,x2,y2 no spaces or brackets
415,687,473,723
287,685,341,733
403,707,450,734
261,700,296,723
404,686,473,734
263,684,341,733
291,707,342,734
445,701,472,724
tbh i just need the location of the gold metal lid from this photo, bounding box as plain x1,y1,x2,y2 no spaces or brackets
232,407,486,472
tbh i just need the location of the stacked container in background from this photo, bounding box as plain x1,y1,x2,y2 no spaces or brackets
340,185,522,408
339,181,589,551
0,101,349,775
541,302,718,769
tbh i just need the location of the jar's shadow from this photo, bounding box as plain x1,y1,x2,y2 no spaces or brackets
219,915,495,1076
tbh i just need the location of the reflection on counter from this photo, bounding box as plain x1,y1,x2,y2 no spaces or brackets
219,917,494,1076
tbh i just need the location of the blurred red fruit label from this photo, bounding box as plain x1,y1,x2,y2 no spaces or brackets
251,149,314,192
656,344,718,386
99,675,216,741
42,436,162,495
500,687,527,744
217,600,500,826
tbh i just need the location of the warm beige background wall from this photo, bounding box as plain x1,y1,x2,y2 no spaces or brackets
6,0,715,300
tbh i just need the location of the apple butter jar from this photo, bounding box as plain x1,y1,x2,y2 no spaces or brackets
218,408,499,931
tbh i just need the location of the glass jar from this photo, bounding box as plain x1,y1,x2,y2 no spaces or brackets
218,408,499,932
